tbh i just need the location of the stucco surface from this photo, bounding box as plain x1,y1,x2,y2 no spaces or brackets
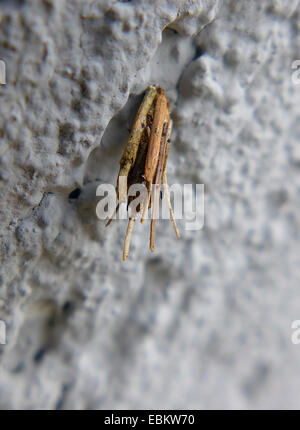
0,0,300,409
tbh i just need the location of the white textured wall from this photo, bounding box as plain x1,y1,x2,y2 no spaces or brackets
0,0,300,409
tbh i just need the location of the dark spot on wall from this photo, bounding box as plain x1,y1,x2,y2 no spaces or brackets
68,188,81,199
122,21,131,32
79,79,89,98
62,300,74,315
267,189,288,209
33,347,46,364
71,99,82,113
43,0,53,14
193,44,206,61
57,122,75,155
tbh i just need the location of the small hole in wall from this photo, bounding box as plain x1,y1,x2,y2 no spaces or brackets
68,188,81,199
193,44,206,61
33,347,46,364
62,301,74,315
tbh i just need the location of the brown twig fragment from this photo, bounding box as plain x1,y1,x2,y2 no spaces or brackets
123,216,136,261
161,119,180,240
150,117,170,251
163,171,181,240
106,85,180,260
144,87,168,183
117,86,157,202
140,181,151,224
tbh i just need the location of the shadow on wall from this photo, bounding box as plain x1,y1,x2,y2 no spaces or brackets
83,28,198,187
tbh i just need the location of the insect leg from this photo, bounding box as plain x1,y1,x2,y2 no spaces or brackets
144,87,168,184
123,216,136,261
149,117,170,251
163,171,180,239
117,86,157,202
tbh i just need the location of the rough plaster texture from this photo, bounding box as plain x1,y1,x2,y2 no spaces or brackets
0,0,300,410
